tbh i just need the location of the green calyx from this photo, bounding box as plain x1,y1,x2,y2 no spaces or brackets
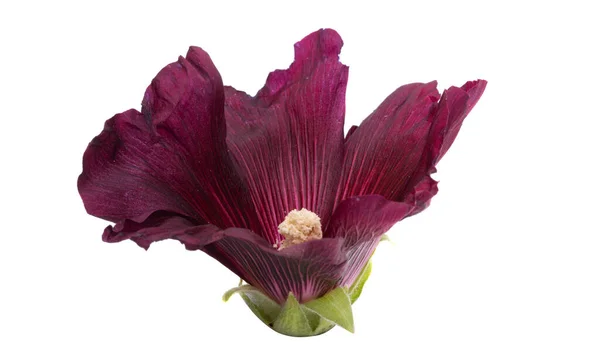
222,258,373,337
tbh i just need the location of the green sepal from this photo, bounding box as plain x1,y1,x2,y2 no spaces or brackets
272,293,316,336
239,288,282,325
222,256,376,337
222,284,281,324
223,286,354,337
301,307,337,335
304,287,354,333
222,285,257,302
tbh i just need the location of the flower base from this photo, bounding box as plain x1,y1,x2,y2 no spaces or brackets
223,258,372,337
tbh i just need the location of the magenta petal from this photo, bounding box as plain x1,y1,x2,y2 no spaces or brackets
224,29,348,245
336,82,440,204
183,228,346,304
325,195,414,286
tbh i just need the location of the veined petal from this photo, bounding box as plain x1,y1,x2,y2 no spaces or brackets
100,211,345,304
103,212,220,250
431,80,487,166
78,109,203,225
141,46,259,232
336,82,440,204
403,175,439,216
325,195,413,286
184,227,346,304
335,80,486,215
400,79,487,212
225,29,348,245
79,47,263,248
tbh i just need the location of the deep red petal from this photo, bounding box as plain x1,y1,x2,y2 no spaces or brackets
335,82,440,204
325,195,414,286
224,29,348,245
183,228,346,304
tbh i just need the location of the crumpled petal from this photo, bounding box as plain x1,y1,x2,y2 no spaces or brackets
325,195,414,286
400,79,487,212
79,47,263,248
78,109,203,225
224,28,348,245
102,212,221,250
428,80,487,168
403,175,439,216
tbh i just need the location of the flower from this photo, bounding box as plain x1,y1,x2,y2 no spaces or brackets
78,29,486,336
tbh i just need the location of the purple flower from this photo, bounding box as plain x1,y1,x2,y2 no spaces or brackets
78,29,485,319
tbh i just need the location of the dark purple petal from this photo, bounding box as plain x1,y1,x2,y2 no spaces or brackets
462,80,487,115
79,29,486,313
183,227,346,304
224,29,348,245
335,82,440,204
344,125,358,141
403,175,439,216
400,79,487,212
79,47,264,249
103,212,221,250
325,195,414,286
431,80,487,166
335,80,486,215
140,47,260,232
78,109,203,224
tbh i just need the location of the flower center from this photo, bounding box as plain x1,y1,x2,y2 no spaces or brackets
277,208,323,249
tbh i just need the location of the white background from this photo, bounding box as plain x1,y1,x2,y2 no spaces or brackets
1,1,598,362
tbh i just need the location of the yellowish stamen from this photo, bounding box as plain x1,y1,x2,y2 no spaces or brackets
277,208,323,249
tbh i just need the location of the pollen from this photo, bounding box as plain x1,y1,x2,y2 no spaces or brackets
277,208,323,249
